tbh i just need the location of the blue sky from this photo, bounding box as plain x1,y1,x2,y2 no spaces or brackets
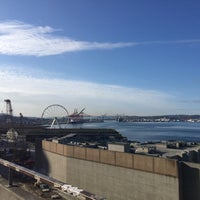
0,0,200,117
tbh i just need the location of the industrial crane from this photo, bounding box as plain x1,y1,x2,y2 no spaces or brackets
4,99,13,116
69,108,86,124
4,99,13,124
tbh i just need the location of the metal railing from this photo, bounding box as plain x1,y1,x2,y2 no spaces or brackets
0,158,105,200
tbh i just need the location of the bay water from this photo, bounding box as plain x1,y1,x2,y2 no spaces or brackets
67,121,200,142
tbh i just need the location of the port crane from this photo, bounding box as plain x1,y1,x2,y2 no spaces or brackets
4,99,13,124
4,99,13,116
69,108,86,123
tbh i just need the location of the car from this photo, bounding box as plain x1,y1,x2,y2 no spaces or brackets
51,193,61,199
39,183,50,192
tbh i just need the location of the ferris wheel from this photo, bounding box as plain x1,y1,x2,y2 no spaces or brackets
41,104,69,128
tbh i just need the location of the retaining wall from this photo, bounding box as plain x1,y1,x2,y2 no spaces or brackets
40,140,180,200
42,140,179,177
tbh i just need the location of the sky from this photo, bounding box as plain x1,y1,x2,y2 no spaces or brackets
0,0,200,117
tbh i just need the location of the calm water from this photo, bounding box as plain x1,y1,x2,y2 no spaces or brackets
67,121,200,142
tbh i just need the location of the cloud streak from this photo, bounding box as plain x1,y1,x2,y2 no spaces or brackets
0,67,175,117
0,21,134,56
0,20,199,56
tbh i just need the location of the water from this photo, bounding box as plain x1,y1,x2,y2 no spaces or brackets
66,121,200,142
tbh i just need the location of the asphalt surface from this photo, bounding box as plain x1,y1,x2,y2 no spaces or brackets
0,175,41,200
0,175,77,200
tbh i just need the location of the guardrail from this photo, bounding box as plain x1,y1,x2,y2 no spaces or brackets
0,158,105,200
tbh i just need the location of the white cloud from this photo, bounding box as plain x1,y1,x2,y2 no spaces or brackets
0,68,176,117
0,20,134,56
140,39,200,45
0,20,199,57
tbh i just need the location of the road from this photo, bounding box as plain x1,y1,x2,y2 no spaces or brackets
0,175,77,200
0,175,41,200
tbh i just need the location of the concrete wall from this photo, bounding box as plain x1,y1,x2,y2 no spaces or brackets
40,140,180,200
181,162,200,200
108,143,130,152
42,141,179,177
